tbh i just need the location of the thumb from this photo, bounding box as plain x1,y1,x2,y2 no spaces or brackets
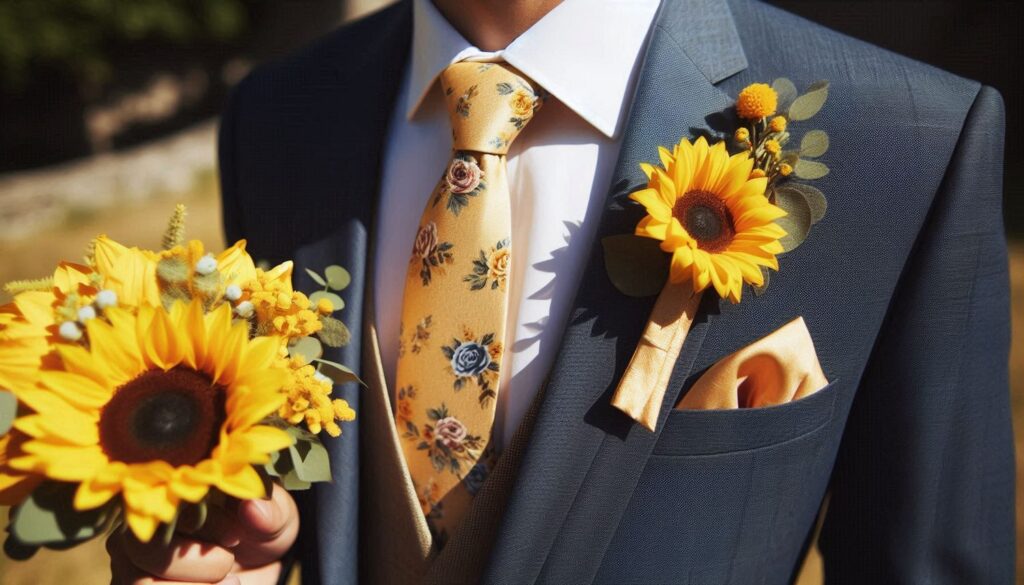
230,483,300,569
230,483,299,569
236,492,289,540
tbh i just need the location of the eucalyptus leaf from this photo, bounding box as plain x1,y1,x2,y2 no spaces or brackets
313,358,364,387
265,446,311,491
156,257,189,284
290,437,331,483
771,77,798,111
286,423,318,443
309,290,345,312
783,183,828,224
0,390,17,434
317,316,351,348
799,130,829,158
178,499,208,533
787,80,829,121
160,507,180,546
794,159,830,180
192,271,221,297
264,451,283,478
289,337,323,364
753,267,771,297
10,483,106,546
779,150,800,168
774,186,813,253
601,234,668,298
304,269,327,287
278,469,312,491
324,265,351,291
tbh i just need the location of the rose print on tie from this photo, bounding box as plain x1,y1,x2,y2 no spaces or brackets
453,84,479,118
433,154,487,215
402,403,483,476
441,327,502,405
411,221,454,286
464,238,510,291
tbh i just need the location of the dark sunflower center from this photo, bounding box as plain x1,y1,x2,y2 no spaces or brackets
99,367,226,467
673,190,736,253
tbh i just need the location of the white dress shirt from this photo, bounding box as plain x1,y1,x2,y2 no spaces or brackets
375,0,660,448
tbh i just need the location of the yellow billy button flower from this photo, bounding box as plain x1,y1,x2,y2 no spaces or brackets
764,139,782,156
736,83,778,120
769,116,787,133
4,301,293,542
316,297,335,315
779,163,794,176
631,137,787,303
734,127,750,142
750,168,767,179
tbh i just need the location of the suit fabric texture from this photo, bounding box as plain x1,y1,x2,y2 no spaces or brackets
218,0,1014,583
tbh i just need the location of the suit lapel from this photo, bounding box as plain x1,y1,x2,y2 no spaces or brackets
484,2,747,582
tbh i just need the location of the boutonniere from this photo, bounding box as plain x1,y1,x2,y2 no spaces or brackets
604,79,831,431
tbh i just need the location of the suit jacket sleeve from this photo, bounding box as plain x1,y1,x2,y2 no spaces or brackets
219,81,246,246
818,85,1014,583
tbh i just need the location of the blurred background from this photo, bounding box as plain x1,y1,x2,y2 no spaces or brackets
0,1,1019,583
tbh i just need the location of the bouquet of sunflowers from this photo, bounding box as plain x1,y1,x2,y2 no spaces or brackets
0,205,356,557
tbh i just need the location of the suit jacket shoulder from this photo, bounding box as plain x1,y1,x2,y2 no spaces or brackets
220,1,411,262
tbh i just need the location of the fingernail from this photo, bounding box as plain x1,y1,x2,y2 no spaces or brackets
219,527,242,549
220,576,241,585
249,498,274,526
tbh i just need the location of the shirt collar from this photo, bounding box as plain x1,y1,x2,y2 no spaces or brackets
406,0,661,139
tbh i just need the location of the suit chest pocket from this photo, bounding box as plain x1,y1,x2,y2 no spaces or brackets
595,381,842,584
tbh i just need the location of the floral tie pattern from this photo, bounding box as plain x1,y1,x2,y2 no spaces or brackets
395,61,542,546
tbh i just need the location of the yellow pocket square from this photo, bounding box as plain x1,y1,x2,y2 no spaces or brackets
677,317,828,411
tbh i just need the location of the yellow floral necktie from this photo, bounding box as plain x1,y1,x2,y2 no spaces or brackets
394,61,541,545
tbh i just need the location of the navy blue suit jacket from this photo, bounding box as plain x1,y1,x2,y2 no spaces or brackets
218,0,1014,582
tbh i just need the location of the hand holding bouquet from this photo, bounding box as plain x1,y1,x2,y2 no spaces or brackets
0,205,356,556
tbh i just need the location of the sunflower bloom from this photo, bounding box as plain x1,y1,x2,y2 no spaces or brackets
5,301,293,542
631,137,787,303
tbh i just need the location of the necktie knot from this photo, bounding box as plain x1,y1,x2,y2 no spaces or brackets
441,61,542,155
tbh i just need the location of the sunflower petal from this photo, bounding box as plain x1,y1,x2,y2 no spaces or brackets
141,305,186,370
125,509,161,542
75,475,122,510
168,470,210,503
217,464,266,500
14,443,107,481
86,313,144,384
630,189,672,221
670,246,695,283
636,216,669,240
38,369,111,409
690,250,713,291
217,240,258,287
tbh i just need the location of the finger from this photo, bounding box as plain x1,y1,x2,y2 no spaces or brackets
182,502,243,549
231,483,300,568
116,529,236,583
